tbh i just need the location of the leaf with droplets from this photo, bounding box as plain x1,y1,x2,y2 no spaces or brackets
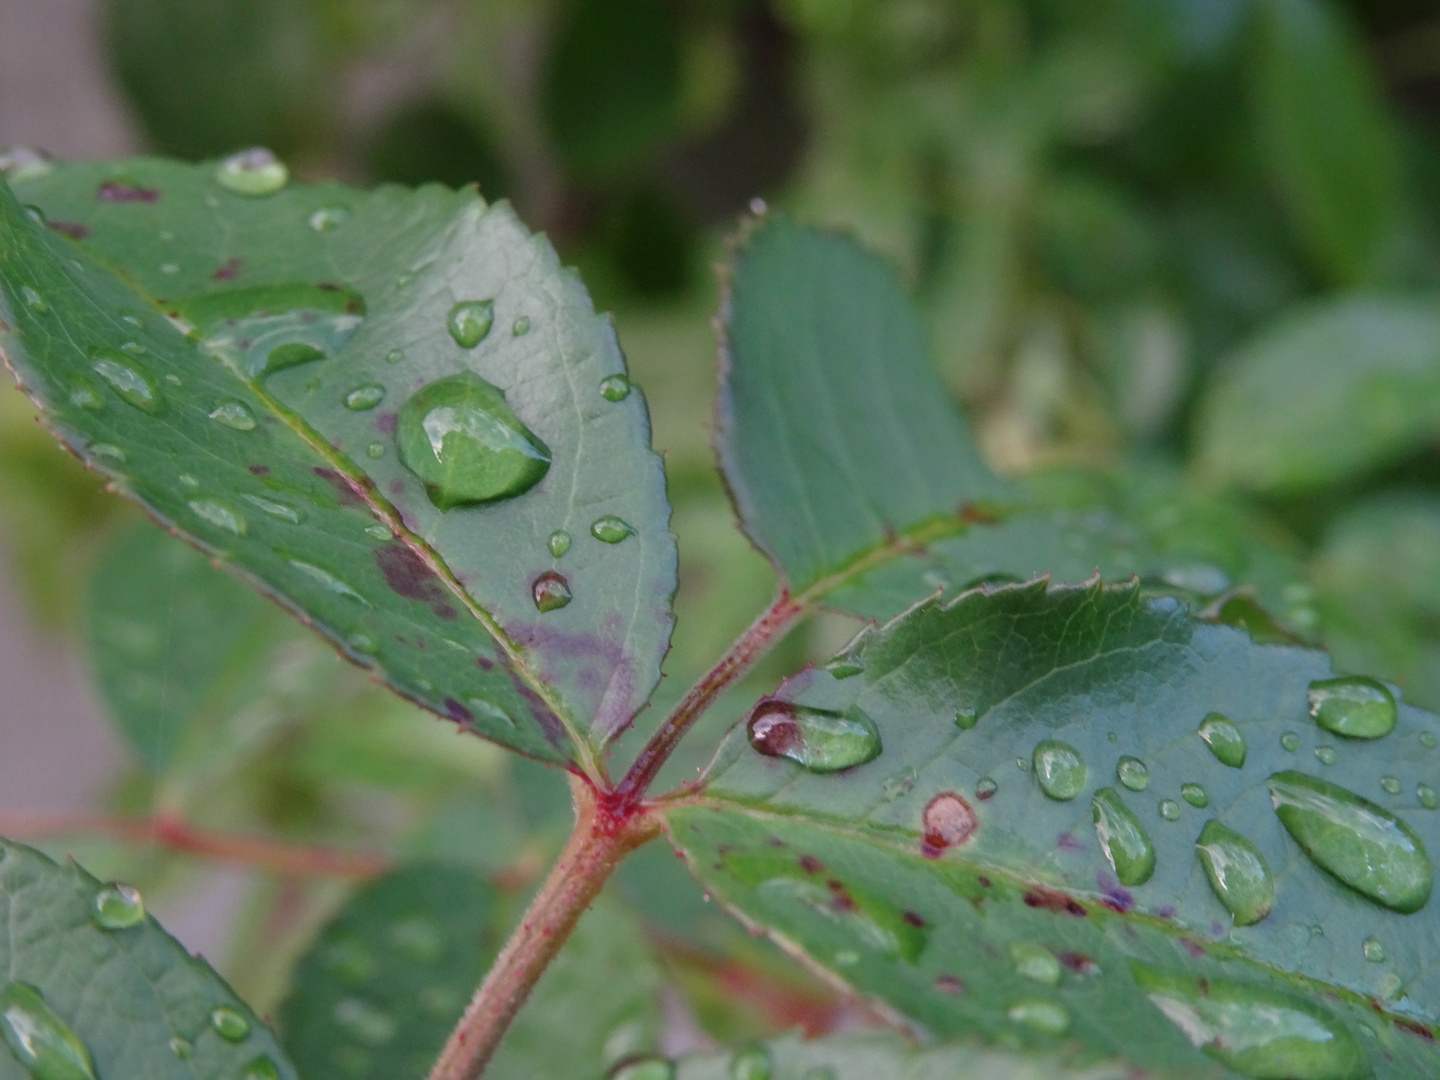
663,579,1440,1079
0,837,297,1079
0,159,676,772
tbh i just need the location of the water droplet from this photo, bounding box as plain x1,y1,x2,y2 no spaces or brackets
532,570,573,612
1182,783,1209,808
1117,756,1149,791
747,699,882,773
600,374,631,401
87,443,125,463
1033,741,1086,801
332,997,396,1046
309,206,350,232
729,1044,772,1080
824,656,863,679
1010,942,1061,985
1419,783,1437,810
1380,776,1401,795
241,1056,280,1080
91,882,144,929
609,1056,674,1080
209,1005,249,1042
344,383,386,411
512,316,530,336
1198,713,1247,768
385,348,404,364
160,262,179,275
396,372,551,510
189,499,247,535
1362,937,1386,962
591,516,635,543
216,148,289,196
366,441,385,459
1159,799,1181,821
975,777,998,800
881,768,916,802
322,938,375,984
1314,747,1338,766
1007,998,1069,1035
91,354,163,413
0,146,54,183
548,529,572,558
1195,820,1274,926
1268,770,1433,913
921,792,977,857
66,379,104,413
1422,732,1438,749
290,561,369,604
1016,756,1031,772
178,474,199,490
347,632,378,656
1309,676,1396,739
1093,788,1156,886
208,399,257,430
954,708,978,730
1134,965,1366,1080
240,495,305,524
19,287,47,314
447,300,495,348
0,982,96,1080
167,1037,192,1060
364,524,391,541
1281,732,1301,752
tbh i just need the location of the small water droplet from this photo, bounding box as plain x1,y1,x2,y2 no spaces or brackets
0,146,54,183
20,287,47,314
1314,747,1338,766
385,348,404,364
881,768,916,802
600,374,631,401
1198,713,1247,768
922,792,977,857
91,882,144,929
609,1056,674,1080
332,997,396,1046
188,498,247,535
1182,782,1209,808
347,632,378,656
1419,783,1437,809
1016,756,1031,772
1117,756,1149,791
0,982,96,1080
66,379,104,413
747,699,882,773
824,656,862,679
1007,997,1069,1035
216,148,289,196
1281,732,1301,752
167,1037,192,1060
1033,741,1086,801
1309,676,1396,739
591,516,635,543
241,1056,280,1080
210,1005,249,1042
309,206,350,232
396,372,551,509
178,474,199,490
91,354,163,413
1422,732,1438,749
975,777,998,800
532,570,572,612
1269,770,1433,913
447,300,495,348
1159,799,1181,821
1093,788,1155,886
159,262,179,275
87,443,125,463
1380,776,1402,795
290,560,369,604
1195,820,1274,926
954,708,978,730
240,494,305,524
1010,942,1061,985
1362,937,1386,963
512,316,530,336
364,524,391,541
344,383,386,411
547,529,572,558
366,441,385,459
208,399,257,430
728,1043,772,1080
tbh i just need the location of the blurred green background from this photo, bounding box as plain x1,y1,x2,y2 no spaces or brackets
3,0,1440,1059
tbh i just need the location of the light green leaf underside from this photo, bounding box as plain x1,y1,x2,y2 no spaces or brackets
278,864,664,1080
0,159,678,764
0,837,298,1080
665,580,1440,1078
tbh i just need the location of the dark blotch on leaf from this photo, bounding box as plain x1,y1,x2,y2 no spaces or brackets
798,855,822,874
213,257,242,283
375,544,459,620
47,220,89,240
1394,1018,1436,1042
1023,888,1087,917
444,697,473,723
97,181,159,203
921,792,978,858
312,467,368,508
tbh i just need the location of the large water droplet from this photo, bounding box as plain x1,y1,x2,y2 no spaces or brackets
209,400,257,430
333,997,396,1046
532,570,572,612
0,983,96,1080
91,882,144,929
396,372,551,510
0,146,54,183
344,383,386,411
746,700,881,773
1308,676,1396,739
609,1056,674,1080
1182,783,1209,808
1093,788,1155,886
1007,998,1069,1035
91,354,163,414
600,374,631,401
921,792,976,857
1117,756,1149,791
1033,741,1086,801
1009,942,1061,985
1199,713,1247,768
210,1005,249,1042
189,499,247,535
1195,820,1274,926
447,300,495,348
591,516,635,544
1133,965,1366,1080
216,148,288,196
1362,937,1385,963
729,1045,772,1080
548,530,571,558
182,283,365,380
954,708,978,730
241,1056,280,1080
1268,770,1432,913
512,316,530,336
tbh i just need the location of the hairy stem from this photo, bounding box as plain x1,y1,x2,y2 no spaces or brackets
428,776,661,1080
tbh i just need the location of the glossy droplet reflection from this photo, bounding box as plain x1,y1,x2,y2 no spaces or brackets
1362,937,1386,963
208,400,257,430
1117,756,1149,791
0,982,96,1080
1093,788,1155,886
447,300,495,348
189,499,247,536
548,530,572,558
1010,942,1061,985
0,146,54,183
215,148,289,196
91,882,144,929
1033,741,1086,801
1182,783,1209,808
1282,732,1301,752
1268,770,1432,914
396,372,551,510
746,700,881,773
241,1056,280,1080
308,206,350,232
1380,776,1402,795
729,1043,773,1080
210,1005,250,1042
1199,713,1247,768
1007,998,1069,1035
600,374,631,401
1195,821,1274,926
1159,799,1181,821
1308,676,1397,739
91,355,163,414
591,516,635,544
921,792,977,857
20,287,47,315
344,383,386,411
609,1056,674,1080
532,571,573,612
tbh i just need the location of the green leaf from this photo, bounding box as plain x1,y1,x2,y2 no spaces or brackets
279,864,663,1080
0,160,677,770
664,579,1440,1079
1250,0,1400,284
1194,297,1440,492
0,837,298,1079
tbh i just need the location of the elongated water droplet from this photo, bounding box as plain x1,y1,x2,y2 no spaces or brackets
1195,820,1274,926
92,354,163,414
1007,998,1069,1035
1033,741,1086,801
87,443,125,463
548,529,571,557
210,1005,249,1041
609,1056,674,1080
1380,776,1401,795
747,700,881,773
1362,937,1385,962
66,379,104,413
1314,746,1338,766
532,570,572,612
333,997,396,1046
1093,788,1155,886
309,206,350,232
0,146,54,183
344,383,386,411
591,516,635,543
216,148,288,196
1419,783,1437,809
168,1037,192,1060
447,300,494,348
1182,782,1209,808
396,373,551,509
921,792,976,857
20,286,47,314
189,499,247,535
290,560,369,604
0,983,96,1080
1159,799,1181,821
1309,676,1396,739
729,1044,772,1080
1268,770,1432,913
954,708,978,729
209,399,257,430
91,882,144,929
824,655,862,679
600,374,631,401
975,777,998,800
1010,942,1061,985
364,524,391,541
1199,713,1247,768
1117,756,1149,791
241,494,305,524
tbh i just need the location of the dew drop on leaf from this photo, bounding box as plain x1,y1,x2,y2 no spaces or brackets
366,442,385,459
1419,784,1437,810
167,1037,192,1060
531,570,573,613
1380,776,1401,795
1308,676,1396,739
208,400,257,430
209,1006,249,1042
241,1056,280,1080
746,700,881,773
1093,788,1155,886
332,997,396,1046
954,708,978,730
66,379,104,413
1195,820,1274,926
547,529,571,557
0,146,54,183
1159,799,1181,821
91,354,163,413
447,300,495,348
20,286,47,314
289,561,368,604
824,656,863,679
0,982,96,1080
87,443,125,463
1362,937,1386,962
600,374,631,401
512,316,530,336
1268,770,1433,913
308,206,350,232
921,792,976,857
591,516,635,543
91,882,144,929
1198,713,1247,768
1422,732,1438,749
188,499,247,535
975,777,998,800
1009,942,1061,985
344,383,386,411
241,494,305,524
1281,732,1301,752
215,148,289,196
1116,756,1149,791
346,632,378,656
364,525,391,541
1314,747,1338,766
609,1056,674,1080
1181,783,1209,808
1007,998,1069,1035
728,1044,773,1080
385,348,404,364
1033,740,1086,801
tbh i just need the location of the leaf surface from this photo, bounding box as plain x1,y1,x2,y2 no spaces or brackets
664,580,1440,1078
